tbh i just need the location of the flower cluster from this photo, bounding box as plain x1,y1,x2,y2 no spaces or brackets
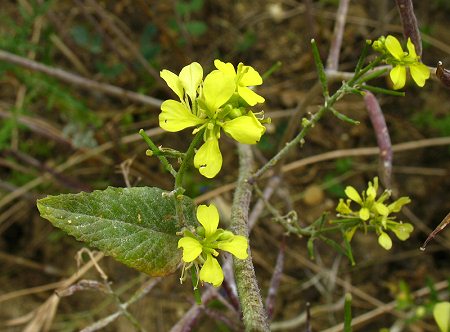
372,35,430,90
159,60,268,178
178,204,248,287
335,177,413,250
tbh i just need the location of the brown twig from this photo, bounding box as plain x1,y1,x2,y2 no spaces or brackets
195,137,450,203
85,0,165,86
80,277,161,332
326,0,350,70
4,149,91,191
321,279,449,332
2,252,104,331
0,127,164,211
0,49,162,107
0,251,63,277
169,286,217,332
265,236,285,320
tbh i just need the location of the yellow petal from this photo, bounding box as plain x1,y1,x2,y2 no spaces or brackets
388,196,411,213
217,235,248,259
378,232,392,250
345,227,358,242
193,138,223,178
160,69,184,101
433,302,450,332
391,223,414,241
222,112,266,144
406,38,418,59
199,254,224,287
390,65,406,90
240,65,263,86
410,63,430,87
237,86,265,106
359,207,370,221
179,62,203,100
214,59,236,76
344,186,362,204
178,237,202,262
385,35,404,60
374,202,389,216
366,186,377,201
203,70,235,111
196,204,219,237
336,199,352,214
159,100,204,132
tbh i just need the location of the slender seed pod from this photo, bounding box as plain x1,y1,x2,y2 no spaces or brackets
436,61,450,88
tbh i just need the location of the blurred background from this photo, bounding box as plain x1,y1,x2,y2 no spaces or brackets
0,0,449,331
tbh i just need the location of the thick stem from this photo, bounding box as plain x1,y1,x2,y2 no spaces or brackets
231,144,270,332
364,92,393,188
395,0,422,56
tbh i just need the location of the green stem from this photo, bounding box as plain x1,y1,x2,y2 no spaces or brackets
348,56,384,85
262,61,282,81
232,144,270,332
344,293,353,332
173,129,205,230
353,40,371,75
139,129,177,178
362,85,405,96
174,129,204,191
249,101,331,182
311,39,329,98
250,54,388,182
355,68,388,85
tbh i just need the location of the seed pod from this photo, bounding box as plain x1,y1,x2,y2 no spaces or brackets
436,61,450,88
420,212,450,250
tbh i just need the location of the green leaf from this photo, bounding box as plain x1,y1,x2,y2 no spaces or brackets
37,187,197,276
434,302,450,332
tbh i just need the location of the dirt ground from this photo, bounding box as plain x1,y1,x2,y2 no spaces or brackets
0,0,449,331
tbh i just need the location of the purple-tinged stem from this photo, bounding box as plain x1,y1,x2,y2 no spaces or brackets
265,236,285,320
364,92,393,188
395,0,422,56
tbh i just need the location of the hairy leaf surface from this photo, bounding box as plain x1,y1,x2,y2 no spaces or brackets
37,187,196,276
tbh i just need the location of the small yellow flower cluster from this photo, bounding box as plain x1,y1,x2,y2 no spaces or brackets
372,35,430,90
159,60,268,178
335,177,413,250
178,204,248,287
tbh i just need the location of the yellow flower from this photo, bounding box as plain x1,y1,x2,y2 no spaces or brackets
159,60,268,178
374,35,430,90
177,204,248,287
335,177,413,250
214,59,265,106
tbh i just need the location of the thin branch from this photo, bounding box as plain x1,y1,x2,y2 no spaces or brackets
326,0,350,70
84,0,164,86
265,236,285,320
321,280,449,332
169,286,217,332
0,49,162,107
194,136,450,203
80,278,161,332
